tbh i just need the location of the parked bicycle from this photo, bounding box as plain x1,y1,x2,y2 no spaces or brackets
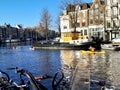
0,67,70,90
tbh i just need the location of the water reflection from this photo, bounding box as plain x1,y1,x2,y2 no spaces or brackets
0,44,120,89
71,50,120,90
60,50,80,69
106,50,120,89
0,45,63,89
91,50,120,89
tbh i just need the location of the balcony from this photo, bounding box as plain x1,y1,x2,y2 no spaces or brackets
111,3,118,7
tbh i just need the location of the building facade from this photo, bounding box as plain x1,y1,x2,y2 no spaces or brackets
105,0,120,41
60,0,120,43
60,3,91,44
88,0,105,40
60,0,105,44
0,24,23,42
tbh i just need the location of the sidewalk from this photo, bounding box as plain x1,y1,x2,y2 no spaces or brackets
70,54,90,90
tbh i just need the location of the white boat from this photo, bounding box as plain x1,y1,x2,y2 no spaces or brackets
4,39,20,43
101,44,114,50
29,47,35,50
11,39,20,42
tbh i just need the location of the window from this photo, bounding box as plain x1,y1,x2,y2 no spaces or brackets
82,22,85,26
95,4,98,8
63,18,68,20
100,16,104,19
71,24,75,28
81,30,83,36
77,12,80,18
84,30,87,35
106,10,111,17
95,16,99,24
111,0,117,4
90,19,93,24
106,0,110,5
113,20,117,27
76,22,80,27
63,26,67,29
89,10,93,16
82,12,85,18
100,16,104,24
94,9,98,15
100,19,103,24
107,21,110,28
100,10,104,14
112,8,117,15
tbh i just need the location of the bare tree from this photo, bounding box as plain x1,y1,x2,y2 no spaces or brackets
40,8,51,41
60,0,83,32
59,0,83,10
55,15,61,33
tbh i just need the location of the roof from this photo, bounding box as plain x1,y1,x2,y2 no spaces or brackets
66,4,75,12
81,3,92,10
66,2,93,12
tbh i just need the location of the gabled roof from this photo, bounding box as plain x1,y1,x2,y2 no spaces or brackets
66,4,75,12
81,3,92,10
66,2,92,12
88,2,93,7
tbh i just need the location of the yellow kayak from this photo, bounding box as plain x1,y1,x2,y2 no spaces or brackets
80,50,105,54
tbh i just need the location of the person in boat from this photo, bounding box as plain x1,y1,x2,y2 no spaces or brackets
91,47,95,52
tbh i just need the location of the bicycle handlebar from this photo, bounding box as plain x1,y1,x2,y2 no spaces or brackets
7,67,47,90
5,67,65,90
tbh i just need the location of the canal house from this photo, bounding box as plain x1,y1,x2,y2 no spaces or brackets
88,0,105,40
60,3,91,44
60,0,105,44
105,0,120,41
0,24,21,42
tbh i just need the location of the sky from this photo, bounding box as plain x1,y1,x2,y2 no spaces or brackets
0,0,92,30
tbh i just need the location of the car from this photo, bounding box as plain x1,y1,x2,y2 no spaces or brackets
112,38,120,43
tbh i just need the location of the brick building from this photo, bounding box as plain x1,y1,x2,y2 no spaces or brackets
60,3,91,44
60,0,120,43
88,0,105,39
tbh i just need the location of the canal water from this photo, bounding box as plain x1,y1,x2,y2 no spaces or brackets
71,50,120,90
0,44,120,90
0,43,80,89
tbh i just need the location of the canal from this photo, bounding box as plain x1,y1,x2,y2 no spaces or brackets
0,43,80,89
0,44,120,90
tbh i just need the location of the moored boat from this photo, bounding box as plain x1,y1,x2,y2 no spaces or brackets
33,42,91,50
101,44,114,50
2,39,20,43
114,46,120,51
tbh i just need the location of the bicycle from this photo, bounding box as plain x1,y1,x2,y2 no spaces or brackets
0,67,70,90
